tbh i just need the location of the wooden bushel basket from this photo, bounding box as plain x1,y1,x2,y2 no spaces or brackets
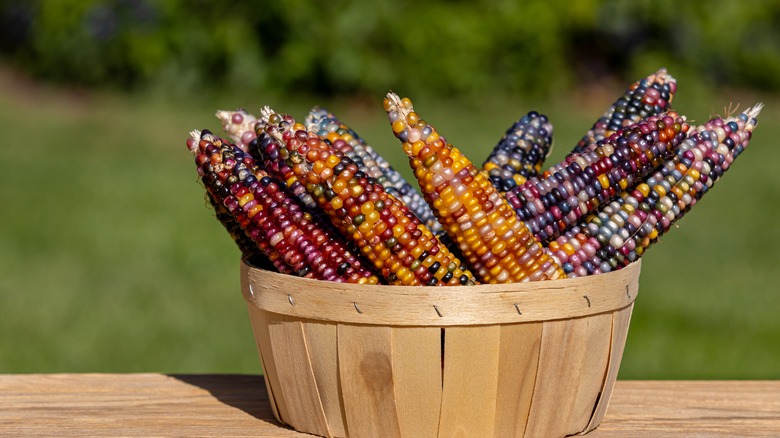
241,259,641,438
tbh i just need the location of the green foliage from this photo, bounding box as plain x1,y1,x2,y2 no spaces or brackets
2,0,778,96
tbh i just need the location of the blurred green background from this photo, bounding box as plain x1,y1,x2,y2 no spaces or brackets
1,0,778,379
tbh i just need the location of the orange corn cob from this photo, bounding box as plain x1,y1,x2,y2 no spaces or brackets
384,93,565,283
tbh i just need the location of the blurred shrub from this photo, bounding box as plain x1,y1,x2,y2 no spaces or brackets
1,0,778,96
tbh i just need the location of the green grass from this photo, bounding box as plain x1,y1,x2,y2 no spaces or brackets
1,75,778,378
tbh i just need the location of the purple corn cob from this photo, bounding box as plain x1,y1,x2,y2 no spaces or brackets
506,111,689,244
548,104,761,277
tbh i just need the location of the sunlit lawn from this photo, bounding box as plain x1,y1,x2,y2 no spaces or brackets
1,73,778,378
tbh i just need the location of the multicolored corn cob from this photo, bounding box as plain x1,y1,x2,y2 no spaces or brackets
262,108,477,286
505,111,689,244
549,104,761,277
384,93,565,283
187,130,379,284
571,68,677,156
216,109,261,152
217,108,324,212
206,191,261,257
305,107,443,233
482,111,554,192
250,130,320,212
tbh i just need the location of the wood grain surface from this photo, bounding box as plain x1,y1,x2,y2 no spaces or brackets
1,374,779,437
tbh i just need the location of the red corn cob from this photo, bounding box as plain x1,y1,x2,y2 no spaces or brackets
188,130,379,284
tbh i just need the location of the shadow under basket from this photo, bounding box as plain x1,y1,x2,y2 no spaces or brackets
241,259,641,438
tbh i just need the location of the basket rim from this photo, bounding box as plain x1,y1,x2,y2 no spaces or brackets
241,259,641,326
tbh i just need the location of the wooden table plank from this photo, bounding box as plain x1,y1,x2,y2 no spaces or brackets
0,374,301,437
1,374,779,437
589,380,780,437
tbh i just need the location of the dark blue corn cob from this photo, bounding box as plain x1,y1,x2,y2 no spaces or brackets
571,68,677,156
482,110,554,192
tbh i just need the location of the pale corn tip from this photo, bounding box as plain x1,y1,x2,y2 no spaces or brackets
385,92,406,109
385,91,402,104
260,105,275,123
214,110,231,123
654,67,675,82
304,106,326,132
385,92,411,120
747,103,763,120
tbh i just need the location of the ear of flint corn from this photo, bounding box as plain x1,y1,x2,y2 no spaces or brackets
262,108,477,286
384,92,565,283
188,130,379,283
482,110,554,192
571,68,677,156
215,109,261,153
548,104,761,277
306,107,442,234
505,111,689,244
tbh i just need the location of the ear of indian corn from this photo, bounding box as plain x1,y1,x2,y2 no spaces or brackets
384,93,565,283
570,68,677,156
482,110,554,192
216,108,322,212
505,111,689,244
188,130,379,283
215,109,261,152
549,104,761,277
262,108,477,286
306,107,443,233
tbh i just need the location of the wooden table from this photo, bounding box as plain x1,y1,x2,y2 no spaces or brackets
1,374,778,437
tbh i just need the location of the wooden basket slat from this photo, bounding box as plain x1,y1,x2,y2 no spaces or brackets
337,325,402,438
391,327,442,438
493,322,543,437
267,316,331,437
245,304,290,426
437,326,501,437
242,263,290,426
566,312,614,435
525,317,590,437
302,321,346,438
584,303,635,433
